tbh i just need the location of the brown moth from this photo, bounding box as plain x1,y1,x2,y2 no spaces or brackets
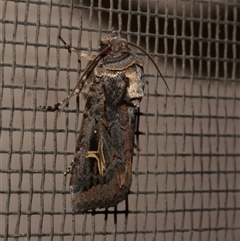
39,33,168,213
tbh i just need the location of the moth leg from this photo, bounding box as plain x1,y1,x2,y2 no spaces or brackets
58,35,81,64
38,88,80,111
86,140,106,176
134,143,141,152
58,35,96,61
64,159,74,176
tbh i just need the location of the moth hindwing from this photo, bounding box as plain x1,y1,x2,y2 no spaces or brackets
39,33,147,213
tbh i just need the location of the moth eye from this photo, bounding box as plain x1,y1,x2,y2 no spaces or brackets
93,129,98,134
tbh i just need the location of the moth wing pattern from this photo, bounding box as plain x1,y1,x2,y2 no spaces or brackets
69,34,145,212
38,33,148,212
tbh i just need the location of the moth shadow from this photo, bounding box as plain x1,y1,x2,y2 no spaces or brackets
87,198,129,223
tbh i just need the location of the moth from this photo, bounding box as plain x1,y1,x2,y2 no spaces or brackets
39,33,168,213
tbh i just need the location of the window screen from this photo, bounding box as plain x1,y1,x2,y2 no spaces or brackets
1,0,239,240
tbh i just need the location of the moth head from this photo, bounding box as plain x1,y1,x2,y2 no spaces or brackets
98,33,170,91
99,34,130,55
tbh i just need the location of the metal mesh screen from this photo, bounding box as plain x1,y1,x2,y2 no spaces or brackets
1,0,240,240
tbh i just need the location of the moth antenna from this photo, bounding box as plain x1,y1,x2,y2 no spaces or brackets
128,42,170,92
57,45,111,119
